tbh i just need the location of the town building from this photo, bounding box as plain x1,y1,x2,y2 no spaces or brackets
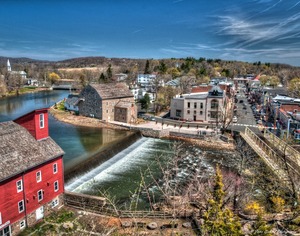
0,108,65,236
170,85,226,123
137,74,157,88
64,94,79,112
7,59,27,80
78,83,137,123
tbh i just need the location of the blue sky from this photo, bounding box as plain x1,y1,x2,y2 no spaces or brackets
1,0,300,66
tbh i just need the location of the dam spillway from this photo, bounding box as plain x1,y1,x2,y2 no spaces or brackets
65,137,175,204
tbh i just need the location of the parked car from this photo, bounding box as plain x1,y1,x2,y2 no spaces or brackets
232,116,238,123
239,100,244,103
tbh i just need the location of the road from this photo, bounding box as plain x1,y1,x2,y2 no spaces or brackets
229,90,260,133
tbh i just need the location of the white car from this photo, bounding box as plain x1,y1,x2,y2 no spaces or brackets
232,116,238,123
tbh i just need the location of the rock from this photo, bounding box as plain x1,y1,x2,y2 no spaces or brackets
147,222,158,230
63,222,74,229
121,221,132,228
182,222,192,228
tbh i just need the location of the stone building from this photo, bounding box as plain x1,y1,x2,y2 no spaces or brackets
78,83,137,123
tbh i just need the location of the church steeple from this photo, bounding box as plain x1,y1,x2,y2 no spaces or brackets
7,59,11,72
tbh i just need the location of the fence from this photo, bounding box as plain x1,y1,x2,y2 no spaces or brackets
64,191,176,219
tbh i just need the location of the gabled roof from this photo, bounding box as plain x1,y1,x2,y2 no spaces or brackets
0,121,64,181
66,94,79,106
90,83,133,99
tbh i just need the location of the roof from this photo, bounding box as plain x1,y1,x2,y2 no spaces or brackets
0,121,64,181
90,83,133,99
191,85,212,93
65,94,79,106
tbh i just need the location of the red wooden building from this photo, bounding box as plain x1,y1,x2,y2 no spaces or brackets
0,108,65,236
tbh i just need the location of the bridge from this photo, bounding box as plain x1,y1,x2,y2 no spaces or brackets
240,127,300,192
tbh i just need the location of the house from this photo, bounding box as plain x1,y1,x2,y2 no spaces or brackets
64,94,79,112
170,85,226,123
137,74,157,88
78,83,137,123
0,108,65,236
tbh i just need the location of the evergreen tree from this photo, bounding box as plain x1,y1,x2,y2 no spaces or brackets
106,64,113,80
144,60,151,74
202,165,243,236
98,73,106,83
140,93,151,112
158,61,167,74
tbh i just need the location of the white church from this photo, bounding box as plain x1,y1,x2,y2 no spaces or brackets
7,59,27,80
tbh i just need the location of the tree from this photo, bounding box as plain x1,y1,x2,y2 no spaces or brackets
167,67,181,79
140,93,151,112
202,166,243,236
48,72,60,85
106,64,113,80
158,61,167,74
288,77,300,97
144,60,151,74
98,73,107,83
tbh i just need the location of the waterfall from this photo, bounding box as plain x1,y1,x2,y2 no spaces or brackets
65,137,174,192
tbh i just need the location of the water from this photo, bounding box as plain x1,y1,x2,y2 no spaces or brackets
0,90,132,171
66,137,176,208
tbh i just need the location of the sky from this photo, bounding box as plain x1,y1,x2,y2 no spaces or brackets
1,0,300,66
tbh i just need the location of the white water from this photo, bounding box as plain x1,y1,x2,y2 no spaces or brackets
65,137,173,192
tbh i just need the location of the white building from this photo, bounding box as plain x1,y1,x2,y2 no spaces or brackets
7,59,27,80
170,86,226,122
137,74,157,88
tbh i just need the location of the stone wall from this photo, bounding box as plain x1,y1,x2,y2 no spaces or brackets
130,127,170,138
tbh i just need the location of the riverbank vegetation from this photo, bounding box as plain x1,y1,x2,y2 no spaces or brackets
2,56,300,98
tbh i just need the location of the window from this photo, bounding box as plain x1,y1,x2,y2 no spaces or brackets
210,111,218,119
187,110,190,114
36,171,42,183
16,180,23,193
194,102,197,109
39,114,44,128
37,190,43,202
51,198,59,208
187,102,190,108
200,111,203,115
175,110,181,117
18,200,24,213
200,103,203,109
0,212,2,225
194,110,196,115
53,163,58,174
54,181,59,192
211,99,219,109
20,220,26,229
106,110,108,113
0,226,11,236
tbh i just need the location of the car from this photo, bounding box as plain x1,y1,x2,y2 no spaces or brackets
232,116,238,123
239,100,244,103
243,106,247,110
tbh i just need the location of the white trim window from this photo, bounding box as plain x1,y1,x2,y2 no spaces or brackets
20,220,26,229
54,181,59,192
0,212,2,225
39,113,44,128
37,190,43,202
36,171,42,183
53,163,58,174
16,180,23,193
18,200,24,213
51,198,59,208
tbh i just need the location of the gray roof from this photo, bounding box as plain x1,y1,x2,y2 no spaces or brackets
0,121,64,181
90,83,133,99
65,94,79,106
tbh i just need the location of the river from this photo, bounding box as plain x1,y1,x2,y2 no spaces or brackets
0,90,176,207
